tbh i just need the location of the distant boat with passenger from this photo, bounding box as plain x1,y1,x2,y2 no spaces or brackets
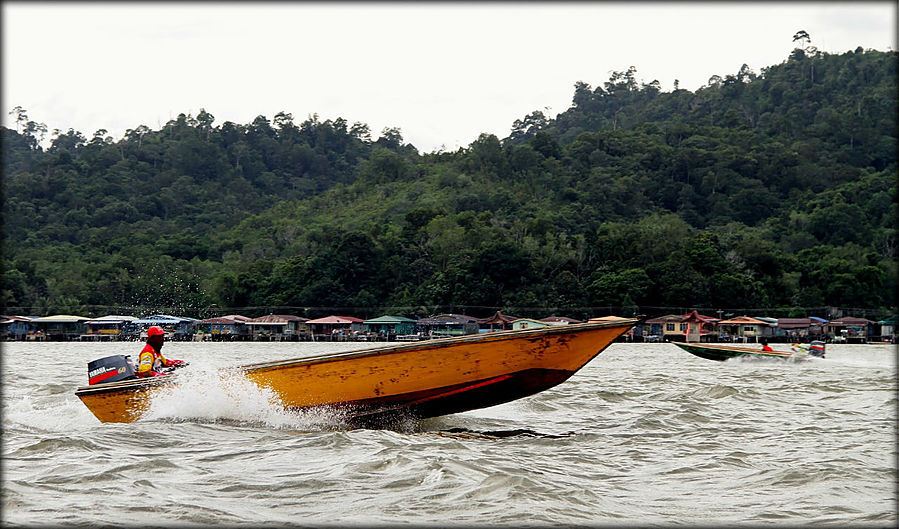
672,340,826,362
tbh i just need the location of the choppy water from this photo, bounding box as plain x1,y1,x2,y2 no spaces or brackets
2,341,896,527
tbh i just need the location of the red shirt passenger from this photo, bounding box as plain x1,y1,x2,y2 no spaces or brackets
137,326,185,377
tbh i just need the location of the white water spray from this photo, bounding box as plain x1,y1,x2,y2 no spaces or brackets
138,360,346,429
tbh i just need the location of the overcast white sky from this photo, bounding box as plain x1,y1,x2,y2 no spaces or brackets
3,2,895,153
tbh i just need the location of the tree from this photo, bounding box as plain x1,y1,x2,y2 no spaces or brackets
123,125,151,152
737,64,756,83
196,109,216,139
604,66,639,94
350,122,371,142
8,106,27,132
529,131,561,159
468,133,505,175
273,111,293,130
91,129,111,145
376,127,404,150
572,81,592,108
363,148,408,183
2,49,895,318
508,109,550,144
22,120,48,151
49,128,87,153
588,267,652,305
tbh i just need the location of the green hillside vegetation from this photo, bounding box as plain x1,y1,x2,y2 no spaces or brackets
2,45,896,320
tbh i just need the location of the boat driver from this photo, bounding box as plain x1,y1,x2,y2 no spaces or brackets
137,326,186,377
760,338,773,352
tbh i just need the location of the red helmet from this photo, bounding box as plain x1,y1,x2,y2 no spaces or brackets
147,326,166,337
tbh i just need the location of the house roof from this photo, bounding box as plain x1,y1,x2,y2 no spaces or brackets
417,314,476,326
1,315,37,322
221,314,253,322
417,314,479,324
30,315,90,323
588,315,630,323
198,317,246,324
777,318,812,329
645,314,684,324
306,315,364,324
84,315,138,324
477,311,518,324
828,317,875,325
680,310,719,323
539,316,582,324
248,314,307,323
363,315,417,324
445,313,479,321
0,317,31,325
717,316,769,325
133,314,197,324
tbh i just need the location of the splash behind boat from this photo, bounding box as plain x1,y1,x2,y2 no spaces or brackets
75,319,637,424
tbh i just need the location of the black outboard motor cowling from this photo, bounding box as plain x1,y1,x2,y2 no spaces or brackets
87,355,138,385
809,340,826,358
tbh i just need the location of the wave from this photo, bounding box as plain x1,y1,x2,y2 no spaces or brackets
137,361,347,430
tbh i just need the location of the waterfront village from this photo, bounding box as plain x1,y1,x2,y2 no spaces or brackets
1,310,895,344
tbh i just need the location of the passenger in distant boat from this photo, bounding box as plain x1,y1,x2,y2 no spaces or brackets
137,326,185,377
760,338,773,352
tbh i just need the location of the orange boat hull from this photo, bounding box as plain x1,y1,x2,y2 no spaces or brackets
75,320,636,424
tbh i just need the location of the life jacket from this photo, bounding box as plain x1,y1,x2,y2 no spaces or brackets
137,343,169,376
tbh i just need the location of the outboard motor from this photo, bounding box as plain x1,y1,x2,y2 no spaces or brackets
809,340,826,358
87,355,138,385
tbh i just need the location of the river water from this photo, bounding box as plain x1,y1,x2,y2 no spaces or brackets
2,341,896,527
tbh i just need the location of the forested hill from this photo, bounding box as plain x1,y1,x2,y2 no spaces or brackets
2,47,896,320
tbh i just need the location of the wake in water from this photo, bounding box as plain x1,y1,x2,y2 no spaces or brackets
4,394,96,432
137,361,349,430
726,354,820,365
133,365,557,435
435,427,575,440
727,352,896,370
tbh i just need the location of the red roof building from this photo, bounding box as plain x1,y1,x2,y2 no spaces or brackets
476,311,518,331
306,315,364,336
305,315,363,325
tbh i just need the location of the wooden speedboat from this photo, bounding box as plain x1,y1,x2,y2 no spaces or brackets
672,341,825,362
75,319,637,424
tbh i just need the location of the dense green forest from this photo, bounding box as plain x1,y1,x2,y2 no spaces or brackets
2,45,896,321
